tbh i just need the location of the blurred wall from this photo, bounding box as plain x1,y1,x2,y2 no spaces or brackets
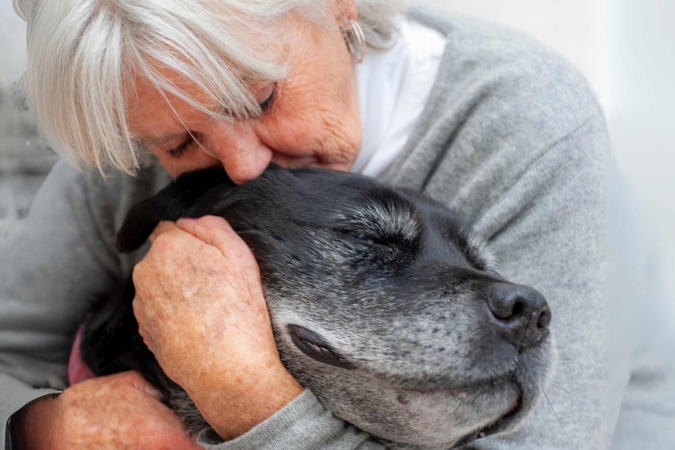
0,3,55,240
607,0,675,276
0,2,28,89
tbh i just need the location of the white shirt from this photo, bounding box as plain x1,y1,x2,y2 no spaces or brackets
351,15,447,178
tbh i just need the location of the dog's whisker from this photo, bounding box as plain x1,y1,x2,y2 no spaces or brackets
543,391,572,445
534,404,543,437
553,344,580,366
550,382,578,402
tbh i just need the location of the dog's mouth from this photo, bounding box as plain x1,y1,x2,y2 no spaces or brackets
288,325,355,370
288,324,533,447
451,389,523,448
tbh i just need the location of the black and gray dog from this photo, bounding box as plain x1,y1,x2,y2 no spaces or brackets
80,164,554,449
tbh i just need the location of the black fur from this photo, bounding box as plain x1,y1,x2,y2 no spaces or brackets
80,164,554,449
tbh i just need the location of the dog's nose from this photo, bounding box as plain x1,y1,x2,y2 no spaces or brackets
486,283,551,352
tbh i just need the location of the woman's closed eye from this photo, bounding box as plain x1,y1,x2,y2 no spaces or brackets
258,84,276,113
165,83,277,159
166,136,195,158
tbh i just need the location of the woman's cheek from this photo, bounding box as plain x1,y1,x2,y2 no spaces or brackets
254,113,311,158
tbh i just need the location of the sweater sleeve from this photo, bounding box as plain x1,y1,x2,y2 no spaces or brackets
466,115,612,449
455,109,674,450
407,111,613,450
0,158,170,448
196,390,385,450
0,160,121,446
379,12,626,446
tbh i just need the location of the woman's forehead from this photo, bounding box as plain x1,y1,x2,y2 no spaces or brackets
125,70,207,142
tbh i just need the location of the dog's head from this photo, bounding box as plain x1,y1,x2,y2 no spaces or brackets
118,165,555,449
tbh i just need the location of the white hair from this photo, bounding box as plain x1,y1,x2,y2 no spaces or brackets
13,0,406,175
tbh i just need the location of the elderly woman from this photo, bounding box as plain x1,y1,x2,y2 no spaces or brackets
1,0,618,448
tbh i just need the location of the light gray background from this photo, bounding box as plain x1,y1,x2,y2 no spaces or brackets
1,0,674,305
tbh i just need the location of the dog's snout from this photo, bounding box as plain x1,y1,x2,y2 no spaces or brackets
487,283,551,352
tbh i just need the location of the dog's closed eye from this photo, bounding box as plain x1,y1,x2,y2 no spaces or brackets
338,230,397,253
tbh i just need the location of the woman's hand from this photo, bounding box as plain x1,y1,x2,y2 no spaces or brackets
14,371,198,450
131,216,303,440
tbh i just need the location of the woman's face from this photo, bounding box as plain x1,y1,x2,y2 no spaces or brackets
126,3,362,184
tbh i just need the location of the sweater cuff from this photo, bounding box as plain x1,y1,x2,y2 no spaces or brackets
196,389,383,450
0,373,60,450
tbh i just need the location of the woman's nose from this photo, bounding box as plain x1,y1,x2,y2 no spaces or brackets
206,121,273,185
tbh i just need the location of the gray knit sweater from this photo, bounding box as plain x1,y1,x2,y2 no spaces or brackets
2,8,673,450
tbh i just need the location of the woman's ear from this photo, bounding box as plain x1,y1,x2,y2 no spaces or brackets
332,0,358,23
116,167,233,253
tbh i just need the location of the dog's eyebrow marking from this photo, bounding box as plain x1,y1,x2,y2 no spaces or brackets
462,234,498,273
344,196,421,241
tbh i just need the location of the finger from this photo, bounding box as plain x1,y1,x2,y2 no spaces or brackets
137,323,157,355
132,297,157,352
118,371,165,402
149,221,182,243
176,216,242,256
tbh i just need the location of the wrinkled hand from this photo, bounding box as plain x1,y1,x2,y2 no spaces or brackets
14,371,198,450
132,216,303,440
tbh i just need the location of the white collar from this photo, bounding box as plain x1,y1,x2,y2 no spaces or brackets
351,15,447,178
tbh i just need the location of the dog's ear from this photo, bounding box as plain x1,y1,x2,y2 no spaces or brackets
116,168,232,253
